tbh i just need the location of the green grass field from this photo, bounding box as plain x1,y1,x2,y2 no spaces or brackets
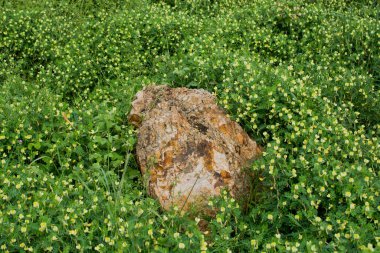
0,0,379,252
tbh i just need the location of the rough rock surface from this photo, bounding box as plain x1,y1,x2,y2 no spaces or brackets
129,85,262,211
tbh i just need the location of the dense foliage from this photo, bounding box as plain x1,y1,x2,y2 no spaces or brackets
0,0,379,252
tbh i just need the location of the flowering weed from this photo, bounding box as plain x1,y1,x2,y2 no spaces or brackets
0,0,379,252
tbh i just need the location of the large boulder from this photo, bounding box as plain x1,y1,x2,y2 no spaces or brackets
129,85,262,212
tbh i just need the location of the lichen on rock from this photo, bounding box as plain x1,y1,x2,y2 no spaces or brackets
129,85,262,212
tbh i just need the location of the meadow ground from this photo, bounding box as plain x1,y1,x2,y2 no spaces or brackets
0,0,379,252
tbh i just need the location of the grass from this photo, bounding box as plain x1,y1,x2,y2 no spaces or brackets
0,0,379,252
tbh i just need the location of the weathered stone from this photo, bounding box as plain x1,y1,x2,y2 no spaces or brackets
129,85,262,212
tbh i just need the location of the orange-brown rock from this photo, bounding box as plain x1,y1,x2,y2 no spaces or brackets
129,85,262,211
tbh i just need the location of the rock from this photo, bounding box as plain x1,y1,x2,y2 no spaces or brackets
129,85,262,212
